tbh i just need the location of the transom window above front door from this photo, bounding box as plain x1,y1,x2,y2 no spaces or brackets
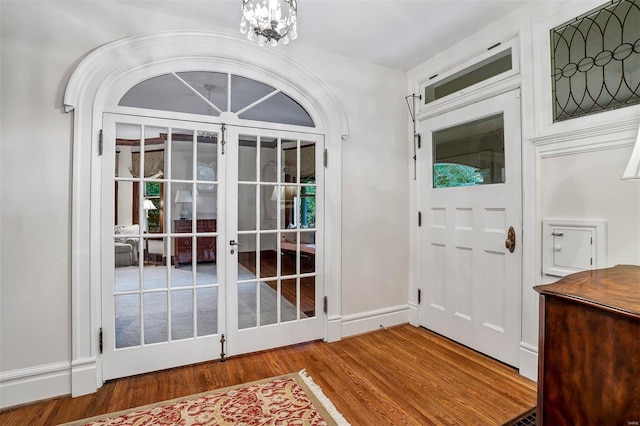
118,72,315,127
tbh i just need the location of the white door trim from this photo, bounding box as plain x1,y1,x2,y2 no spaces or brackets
63,31,348,396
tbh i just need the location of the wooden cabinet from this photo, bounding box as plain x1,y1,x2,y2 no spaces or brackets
173,219,216,267
534,265,640,426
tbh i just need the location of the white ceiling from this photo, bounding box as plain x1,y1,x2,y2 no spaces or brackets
121,0,539,71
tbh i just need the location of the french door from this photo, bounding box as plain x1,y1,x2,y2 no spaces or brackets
416,90,522,366
101,114,324,380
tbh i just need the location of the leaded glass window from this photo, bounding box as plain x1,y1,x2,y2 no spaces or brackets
551,0,640,121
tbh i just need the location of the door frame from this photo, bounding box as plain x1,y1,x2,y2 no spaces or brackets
64,31,349,396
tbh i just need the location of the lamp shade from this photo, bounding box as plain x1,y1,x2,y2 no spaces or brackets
622,128,640,180
174,190,193,203
142,199,156,210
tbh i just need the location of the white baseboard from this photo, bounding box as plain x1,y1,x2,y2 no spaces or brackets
408,303,419,326
519,342,539,382
326,315,342,343
0,362,71,410
341,305,409,337
71,358,98,397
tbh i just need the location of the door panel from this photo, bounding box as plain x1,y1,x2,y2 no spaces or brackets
103,114,224,380
417,90,522,366
226,128,324,356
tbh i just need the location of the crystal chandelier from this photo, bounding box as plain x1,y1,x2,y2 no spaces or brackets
240,0,298,47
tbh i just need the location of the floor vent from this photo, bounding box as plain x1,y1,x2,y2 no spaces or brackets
504,408,536,426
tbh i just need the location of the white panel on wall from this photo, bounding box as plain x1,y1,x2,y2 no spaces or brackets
542,219,607,277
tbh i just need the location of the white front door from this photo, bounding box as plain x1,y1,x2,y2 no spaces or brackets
417,90,522,366
102,115,324,380
225,127,324,356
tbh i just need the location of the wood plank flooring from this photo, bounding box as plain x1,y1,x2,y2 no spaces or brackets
0,325,536,425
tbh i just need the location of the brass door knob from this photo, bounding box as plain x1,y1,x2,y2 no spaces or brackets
505,226,516,253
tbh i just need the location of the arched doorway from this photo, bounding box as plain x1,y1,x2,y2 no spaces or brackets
64,31,348,395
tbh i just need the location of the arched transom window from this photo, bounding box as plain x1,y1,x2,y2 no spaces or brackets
119,72,315,127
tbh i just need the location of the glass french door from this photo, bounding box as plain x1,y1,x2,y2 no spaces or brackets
101,114,324,380
225,127,324,356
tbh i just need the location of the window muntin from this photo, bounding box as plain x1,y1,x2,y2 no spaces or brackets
118,72,315,127
551,0,640,121
433,113,505,188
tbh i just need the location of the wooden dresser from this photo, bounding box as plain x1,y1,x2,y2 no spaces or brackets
173,219,216,267
534,265,640,426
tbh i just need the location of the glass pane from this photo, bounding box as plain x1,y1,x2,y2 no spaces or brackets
171,129,194,181
238,282,257,329
260,280,279,326
144,184,163,233
238,135,257,181
261,184,278,230
197,287,218,336
260,137,278,183
238,233,257,280
144,292,168,344
196,186,217,223
238,184,257,231
259,233,277,279
300,276,316,318
280,232,298,276
280,185,299,229
299,231,316,274
143,238,168,290
171,289,194,340
299,190,315,229
425,49,512,104
115,124,140,178
119,74,220,116
299,142,316,182
239,91,315,127
114,238,140,290
171,262,193,288
143,126,167,179
196,131,218,187
176,71,228,113
195,238,217,285
173,183,193,222
281,278,298,323
281,140,298,183
231,75,276,112
433,113,505,188
115,294,140,348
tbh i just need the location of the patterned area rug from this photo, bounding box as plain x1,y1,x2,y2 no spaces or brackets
61,370,349,426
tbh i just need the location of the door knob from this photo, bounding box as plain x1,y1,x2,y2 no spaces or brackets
505,226,516,253
230,240,242,246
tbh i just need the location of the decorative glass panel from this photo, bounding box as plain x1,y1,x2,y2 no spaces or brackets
176,71,228,112
433,113,505,188
231,75,276,112
551,0,640,121
425,49,512,104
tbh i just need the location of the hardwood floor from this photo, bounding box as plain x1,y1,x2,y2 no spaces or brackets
0,325,536,425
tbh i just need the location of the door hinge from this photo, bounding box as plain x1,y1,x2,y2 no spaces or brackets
591,258,593,266
99,327,103,354
418,211,422,227
323,296,328,315
416,133,421,149
323,149,328,168
98,130,103,156
418,289,422,304
590,237,593,245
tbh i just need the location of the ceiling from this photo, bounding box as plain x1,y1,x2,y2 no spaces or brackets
120,0,540,71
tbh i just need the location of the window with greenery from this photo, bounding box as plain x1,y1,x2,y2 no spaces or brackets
551,0,640,121
300,182,316,228
145,182,163,233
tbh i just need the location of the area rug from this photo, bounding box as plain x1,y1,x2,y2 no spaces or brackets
61,370,350,426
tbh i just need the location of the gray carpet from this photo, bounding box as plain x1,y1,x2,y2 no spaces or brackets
114,263,302,348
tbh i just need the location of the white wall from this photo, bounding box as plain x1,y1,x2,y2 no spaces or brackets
0,0,408,407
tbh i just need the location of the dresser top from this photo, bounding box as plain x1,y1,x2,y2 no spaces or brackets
534,265,640,319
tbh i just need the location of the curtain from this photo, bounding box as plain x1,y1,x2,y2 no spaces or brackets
130,150,165,178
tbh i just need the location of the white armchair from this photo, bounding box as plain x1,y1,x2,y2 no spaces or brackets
114,224,140,266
